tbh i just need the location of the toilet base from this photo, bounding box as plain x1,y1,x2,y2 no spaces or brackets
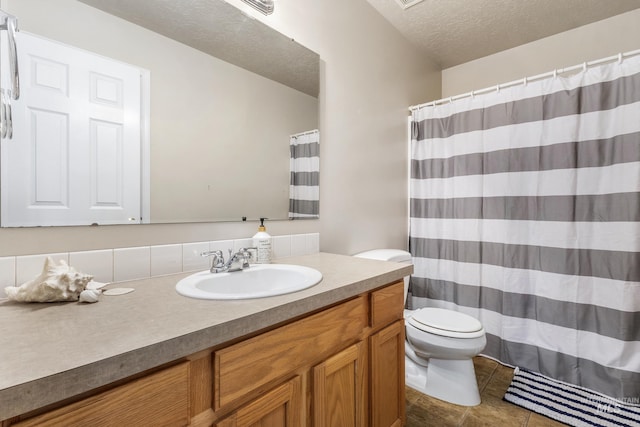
406,356,481,407
405,355,429,394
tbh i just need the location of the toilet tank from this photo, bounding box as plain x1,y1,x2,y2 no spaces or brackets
353,249,412,305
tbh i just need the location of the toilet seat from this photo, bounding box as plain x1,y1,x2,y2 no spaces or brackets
408,308,484,339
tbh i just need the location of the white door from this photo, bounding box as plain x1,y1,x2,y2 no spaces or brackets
1,31,143,226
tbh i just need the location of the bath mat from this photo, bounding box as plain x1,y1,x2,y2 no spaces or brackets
503,368,640,427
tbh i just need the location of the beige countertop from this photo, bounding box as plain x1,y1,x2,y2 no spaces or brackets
0,252,411,420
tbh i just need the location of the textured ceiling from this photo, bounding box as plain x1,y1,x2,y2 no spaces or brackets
366,0,640,68
78,0,320,97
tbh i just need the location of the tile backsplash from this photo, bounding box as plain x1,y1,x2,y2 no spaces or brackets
0,233,320,298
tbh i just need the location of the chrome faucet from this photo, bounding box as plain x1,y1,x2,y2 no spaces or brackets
224,248,252,272
201,248,255,273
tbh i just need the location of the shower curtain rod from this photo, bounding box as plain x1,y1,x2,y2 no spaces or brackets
409,48,640,112
290,129,319,138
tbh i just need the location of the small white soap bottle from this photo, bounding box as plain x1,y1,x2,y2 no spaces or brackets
252,217,272,264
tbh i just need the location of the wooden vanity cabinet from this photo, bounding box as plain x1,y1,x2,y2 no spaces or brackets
3,280,406,427
208,280,405,427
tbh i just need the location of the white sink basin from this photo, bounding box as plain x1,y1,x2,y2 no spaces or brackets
175,264,323,300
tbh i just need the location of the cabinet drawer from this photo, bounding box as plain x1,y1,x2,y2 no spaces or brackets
370,281,404,329
214,296,368,409
13,362,190,427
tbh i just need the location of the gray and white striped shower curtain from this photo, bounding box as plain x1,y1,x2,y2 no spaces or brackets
409,55,640,400
289,130,319,219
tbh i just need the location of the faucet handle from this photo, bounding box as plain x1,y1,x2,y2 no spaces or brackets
238,247,257,266
201,249,223,258
201,250,224,268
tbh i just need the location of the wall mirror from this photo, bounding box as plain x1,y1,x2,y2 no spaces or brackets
0,0,319,227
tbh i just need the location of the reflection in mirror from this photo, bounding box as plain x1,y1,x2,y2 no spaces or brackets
289,130,320,219
0,0,320,227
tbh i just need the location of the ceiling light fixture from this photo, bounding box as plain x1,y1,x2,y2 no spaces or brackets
241,0,274,15
395,0,425,10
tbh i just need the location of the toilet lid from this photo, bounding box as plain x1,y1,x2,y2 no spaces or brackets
408,308,484,338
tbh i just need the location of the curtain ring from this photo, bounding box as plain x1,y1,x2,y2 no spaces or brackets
618,53,623,64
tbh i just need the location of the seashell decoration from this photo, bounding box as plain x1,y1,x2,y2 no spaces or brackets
4,257,93,303
86,281,108,291
79,289,101,303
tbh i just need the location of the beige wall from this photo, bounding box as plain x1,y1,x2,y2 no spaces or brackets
442,9,640,98
0,0,440,256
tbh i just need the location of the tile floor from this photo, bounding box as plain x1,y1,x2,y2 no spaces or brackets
405,356,568,426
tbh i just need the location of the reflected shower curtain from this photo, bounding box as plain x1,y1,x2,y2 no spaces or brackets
409,56,640,400
289,130,319,219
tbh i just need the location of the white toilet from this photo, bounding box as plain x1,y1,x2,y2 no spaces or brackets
354,249,487,406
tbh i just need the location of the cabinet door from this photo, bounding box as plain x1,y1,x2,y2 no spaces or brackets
313,342,366,427
370,320,405,427
216,376,302,427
